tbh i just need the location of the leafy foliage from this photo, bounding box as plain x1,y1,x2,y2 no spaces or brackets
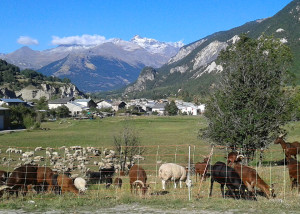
35,96,49,110
202,35,294,160
56,105,70,118
165,100,178,116
7,104,36,128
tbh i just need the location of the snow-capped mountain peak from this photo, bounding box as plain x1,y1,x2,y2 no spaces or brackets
130,35,183,56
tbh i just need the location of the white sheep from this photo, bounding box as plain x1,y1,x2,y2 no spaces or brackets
158,163,187,190
6,148,12,153
52,152,59,156
22,151,34,158
35,147,43,152
74,177,87,193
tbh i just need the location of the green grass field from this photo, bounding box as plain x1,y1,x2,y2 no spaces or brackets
0,115,300,213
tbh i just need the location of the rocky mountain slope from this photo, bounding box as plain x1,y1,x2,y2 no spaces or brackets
0,59,83,101
0,36,182,92
124,0,300,98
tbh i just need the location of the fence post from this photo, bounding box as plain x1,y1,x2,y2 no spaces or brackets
255,149,258,197
297,147,299,195
174,146,178,164
269,148,272,197
283,149,286,200
188,145,191,201
155,145,160,190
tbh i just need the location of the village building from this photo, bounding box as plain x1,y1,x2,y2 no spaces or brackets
0,107,10,130
175,101,198,116
48,97,75,109
0,98,27,106
111,101,127,112
152,103,166,115
97,100,112,109
198,104,206,114
65,101,90,116
74,99,97,108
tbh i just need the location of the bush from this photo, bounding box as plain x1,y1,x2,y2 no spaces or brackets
23,114,35,129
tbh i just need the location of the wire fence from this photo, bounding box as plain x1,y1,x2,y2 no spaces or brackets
0,144,298,201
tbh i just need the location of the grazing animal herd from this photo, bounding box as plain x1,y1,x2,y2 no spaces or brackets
0,134,299,200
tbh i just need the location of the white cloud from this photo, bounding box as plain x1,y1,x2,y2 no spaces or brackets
17,36,39,45
51,34,107,46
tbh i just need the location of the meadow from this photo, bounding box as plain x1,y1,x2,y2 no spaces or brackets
0,115,300,213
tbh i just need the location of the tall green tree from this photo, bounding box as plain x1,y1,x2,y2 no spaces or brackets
56,105,70,118
202,35,294,161
8,104,36,128
165,100,178,116
36,96,48,110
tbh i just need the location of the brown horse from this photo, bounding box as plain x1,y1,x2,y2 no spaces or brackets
274,134,300,159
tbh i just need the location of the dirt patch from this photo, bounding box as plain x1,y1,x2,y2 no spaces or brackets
0,204,231,214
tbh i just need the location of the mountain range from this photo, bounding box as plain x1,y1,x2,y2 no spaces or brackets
0,35,183,92
123,0,300,98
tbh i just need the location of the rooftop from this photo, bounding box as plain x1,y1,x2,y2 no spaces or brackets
48,97,74,104
0,98,26,103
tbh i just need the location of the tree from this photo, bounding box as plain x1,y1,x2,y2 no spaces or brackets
113,124,145,172
36,96,48,110
8,104,36,128
202,35,294,161
56,105,70,118
165,100,178,116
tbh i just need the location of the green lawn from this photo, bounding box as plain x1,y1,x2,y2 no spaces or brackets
0,115,300,213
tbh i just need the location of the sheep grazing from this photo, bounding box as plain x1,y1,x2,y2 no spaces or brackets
229,155,275,199
5,164,38,197
129,164,149,195
53,174,79,195
36,167,54,193
35,147,43,152
209,162,250,200
86,166,115,188
74,177,87,193
195,157,210,182
22,151,34,158
159,163,187,190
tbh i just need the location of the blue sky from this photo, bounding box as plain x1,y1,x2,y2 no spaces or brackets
0,0,292,53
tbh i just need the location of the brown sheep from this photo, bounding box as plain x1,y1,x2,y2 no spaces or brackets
274,134,300,159
195,157,210,182
114,177,122,188
226,152,239,165
36,167,54,193
128,164,148,195
55,174,79,195
229,156,275,199
286,157,300,191
5,164,38,197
